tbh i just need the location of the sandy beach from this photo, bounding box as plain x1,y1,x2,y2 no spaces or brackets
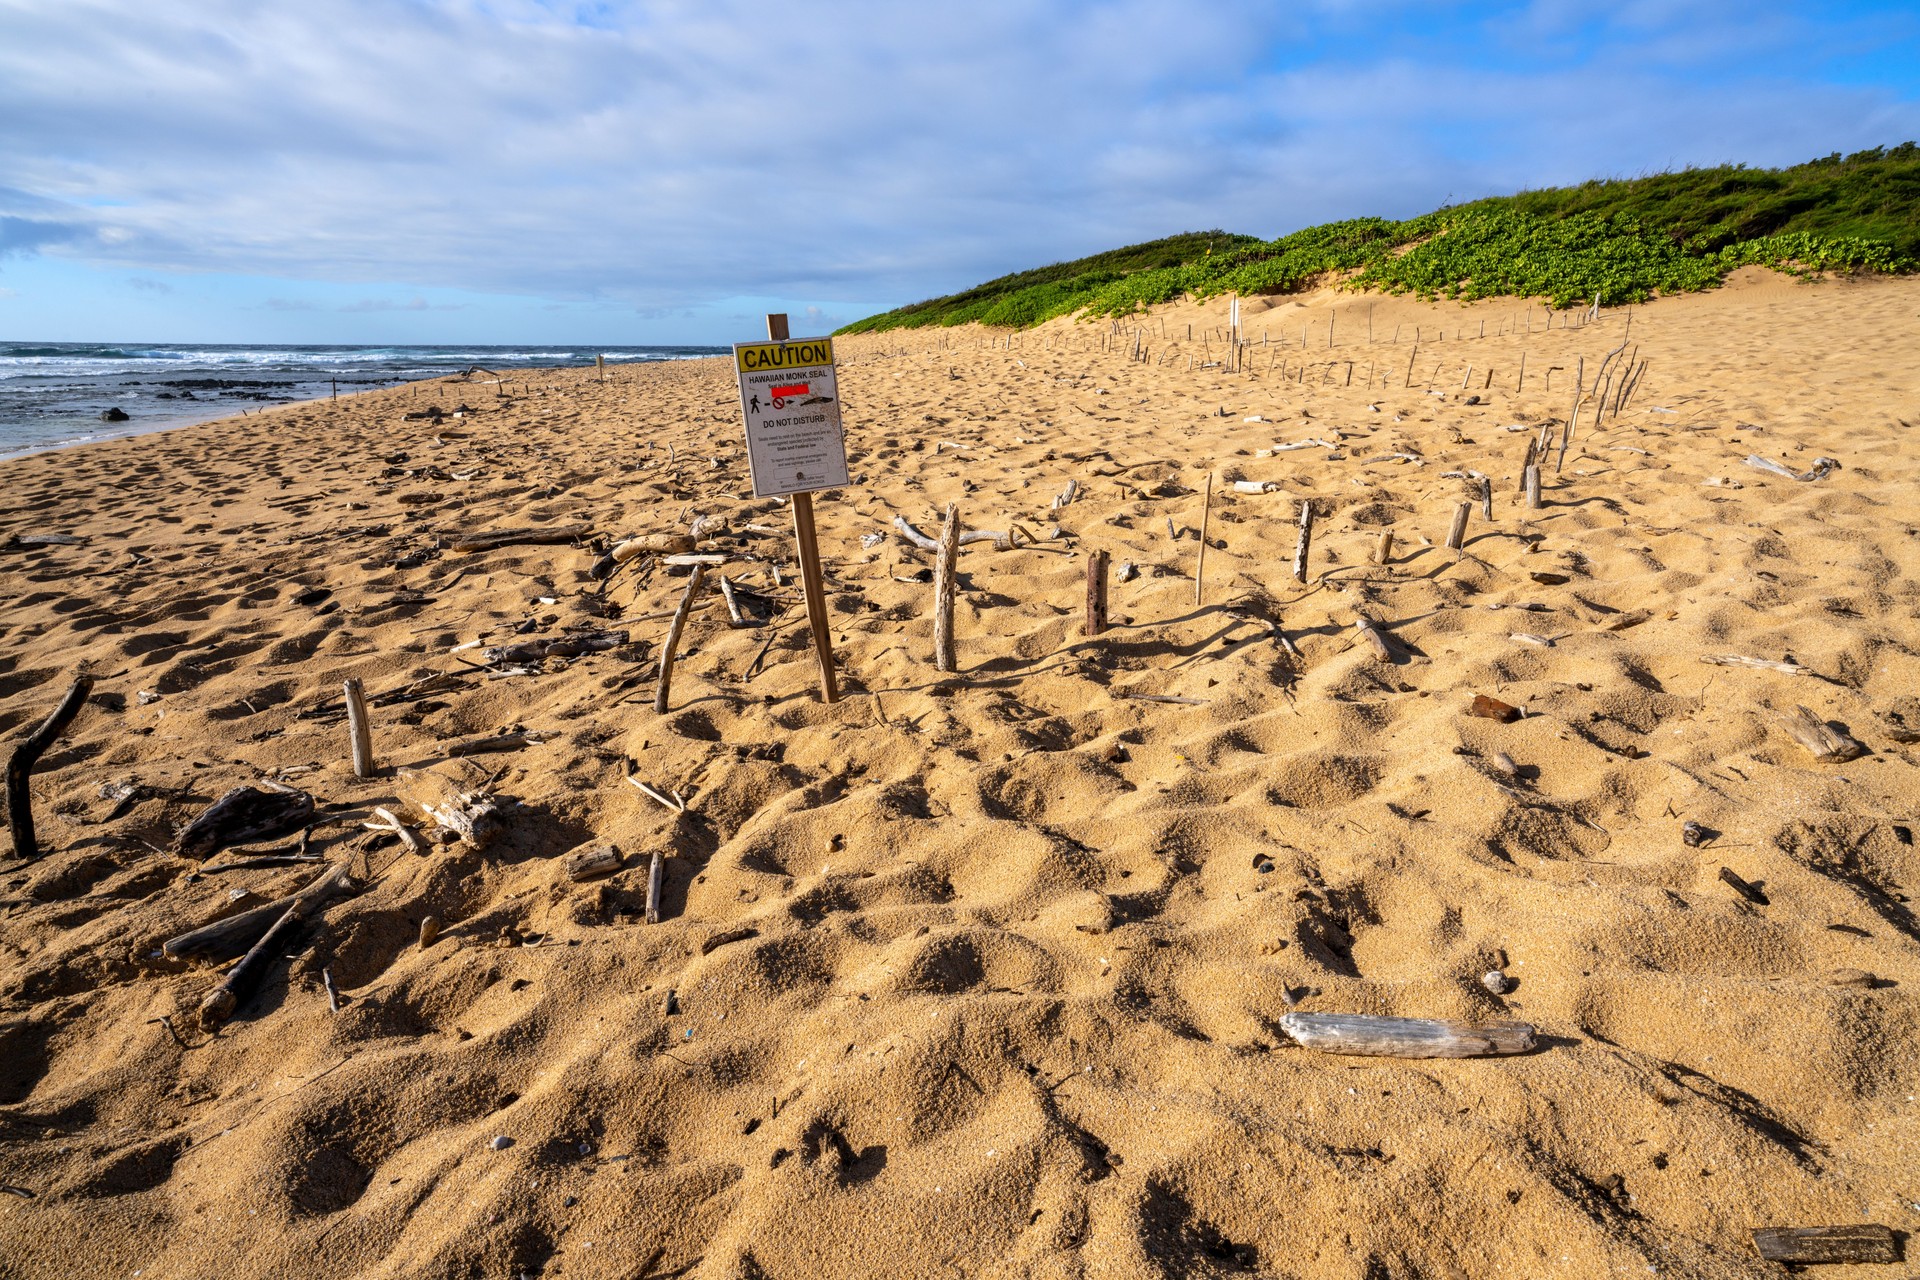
2,269,1917,1279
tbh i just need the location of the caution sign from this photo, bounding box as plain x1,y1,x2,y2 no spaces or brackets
734,337,849,498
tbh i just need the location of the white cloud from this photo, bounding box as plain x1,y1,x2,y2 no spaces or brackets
0,0,1913,314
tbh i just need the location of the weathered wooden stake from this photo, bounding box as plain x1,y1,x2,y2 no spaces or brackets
1479,475,1492,521
6,673,92,863
934,502,960,672
646,849,665,924
1084,549,1109,637
1524,464,1542,510
1194,472,1213,605
1291,501,1314,583
343,677,375,778
1445,501,1472,552
654,565,708,713
1374,529,1394,565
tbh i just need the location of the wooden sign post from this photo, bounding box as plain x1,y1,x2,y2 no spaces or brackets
737,314,841,702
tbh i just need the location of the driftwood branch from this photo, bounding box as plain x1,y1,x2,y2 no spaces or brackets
447,523,593,553
198,863,352,1030
163,861,353,963
892,514,1033,553
654,565,709,713
1777,706,1865,762
1353,615,1393,661
1744,455,1840,483
1280,1012,1535,1058
1700,654,1813,676
6,674,92,862
1750,1226,1896,1264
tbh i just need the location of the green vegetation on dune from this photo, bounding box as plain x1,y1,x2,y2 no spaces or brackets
837,145,1920,333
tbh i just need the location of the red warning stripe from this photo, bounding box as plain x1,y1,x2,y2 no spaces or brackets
770,383,809,397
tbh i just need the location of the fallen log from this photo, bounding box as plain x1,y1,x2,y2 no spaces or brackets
447,523,592,553
163,862,352,963
198,863,353,1030
1280,1012,1535,1058
6,674,93,863
176,785,315,860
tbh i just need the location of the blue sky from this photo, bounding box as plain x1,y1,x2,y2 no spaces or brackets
1,0,1916,344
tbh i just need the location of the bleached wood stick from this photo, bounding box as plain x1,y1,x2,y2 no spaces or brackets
1291,501,1313,583
1750,1226,1896,1265
1280,1012,1535,1058
1445,501,1472,552
1232,479,1278,494
1373,529,1394,565
625,776,686,812
1052,479,1078,509
1353,615,1393,660
934,502,960,673
645,849,664,924
343,678,374,779
653,564,708,714
369,805,427,855
1777,705,1865,762
893,514,1029,552
718,575,748,626
1194,472,1213,606
1701,654,1812,675
1524,464,1542,510
892,515,940,551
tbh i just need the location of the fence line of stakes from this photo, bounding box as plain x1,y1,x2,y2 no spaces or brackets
323,297,1653,783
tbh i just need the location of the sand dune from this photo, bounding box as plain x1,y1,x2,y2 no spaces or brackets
2,269,1917,1279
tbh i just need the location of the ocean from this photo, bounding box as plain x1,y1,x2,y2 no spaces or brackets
0,342,729,459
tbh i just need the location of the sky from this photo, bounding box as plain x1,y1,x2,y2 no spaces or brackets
1,0,1917,344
